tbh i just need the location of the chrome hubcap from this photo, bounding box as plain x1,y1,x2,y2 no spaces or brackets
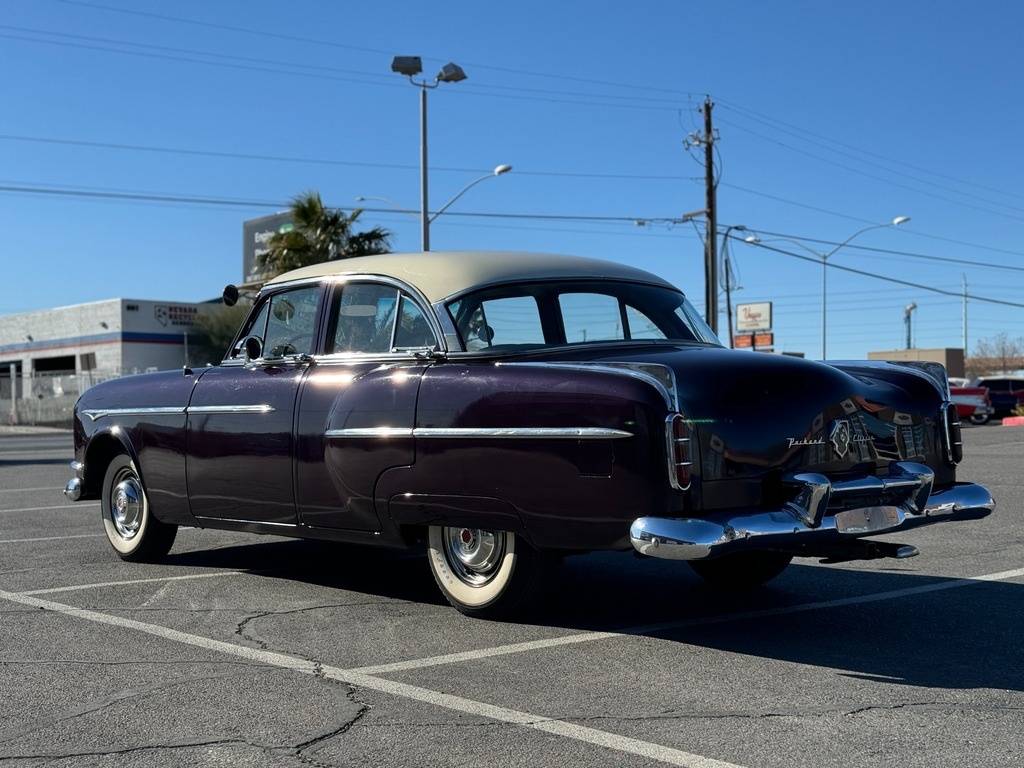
110,474,143,540
442,527,505,586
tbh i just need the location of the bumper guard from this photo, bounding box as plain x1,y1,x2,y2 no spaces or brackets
631,462,994,561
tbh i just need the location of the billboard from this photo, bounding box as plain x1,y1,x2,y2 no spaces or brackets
242,212,292,283
736,301,772,332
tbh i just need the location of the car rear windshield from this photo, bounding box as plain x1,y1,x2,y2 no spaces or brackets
447,281,720,352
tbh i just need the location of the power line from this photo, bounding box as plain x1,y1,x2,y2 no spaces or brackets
730,235,1024,309
0,182,688,224
720,182,1024,259
0,133,699,181
716,114,1024,223
53,0,699,99
1,23,695,108
727,227,1024,273
0,30,691,115
715,98,1024,203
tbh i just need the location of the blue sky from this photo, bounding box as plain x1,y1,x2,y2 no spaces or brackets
1,0,1022,358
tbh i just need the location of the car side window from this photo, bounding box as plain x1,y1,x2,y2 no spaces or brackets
326,283,397,354
394,294,436,349
230,300,271,358
558,293,625,344
452,295,545,351
624,304,668,340
263,286,322,357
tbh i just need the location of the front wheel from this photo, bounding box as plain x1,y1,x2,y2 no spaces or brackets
100,455,177,562
688,551,792,590
427,526,547,617
969,413,990,425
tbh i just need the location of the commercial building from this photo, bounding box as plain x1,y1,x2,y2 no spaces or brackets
0,298,214,424
868,347,965,378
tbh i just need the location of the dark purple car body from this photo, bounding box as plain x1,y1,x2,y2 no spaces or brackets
65,251,995,614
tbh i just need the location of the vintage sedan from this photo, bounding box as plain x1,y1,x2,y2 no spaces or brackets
65,251,995,615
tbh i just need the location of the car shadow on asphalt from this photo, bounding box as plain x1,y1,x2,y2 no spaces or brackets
0,458,72,466
161,539,1024,692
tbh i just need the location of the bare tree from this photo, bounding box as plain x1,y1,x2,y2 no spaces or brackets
966,333,1024,378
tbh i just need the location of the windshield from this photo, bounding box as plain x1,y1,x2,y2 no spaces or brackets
447,280,720,352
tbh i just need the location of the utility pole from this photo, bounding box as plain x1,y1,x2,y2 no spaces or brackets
702,97,718,334
961,273,968,354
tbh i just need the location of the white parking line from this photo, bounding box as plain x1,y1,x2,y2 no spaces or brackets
0,503,99,513
351,565,1024,675
17,571,242,596
0,487,67,494
0,533,104,544
0,587,744,768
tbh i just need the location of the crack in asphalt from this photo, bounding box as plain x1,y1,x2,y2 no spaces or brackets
234,601,403,650
227,605,377,767
0,671,242,747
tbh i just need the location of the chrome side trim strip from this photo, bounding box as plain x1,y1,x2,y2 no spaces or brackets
186,404,275,415
82,406,185,421
324,426,633,440
325,427,414,439
414,427,632,439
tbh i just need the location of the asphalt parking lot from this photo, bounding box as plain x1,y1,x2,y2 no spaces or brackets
1,428,1022,768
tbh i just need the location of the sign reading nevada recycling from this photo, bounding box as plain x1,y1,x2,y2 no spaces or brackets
736,301,773,332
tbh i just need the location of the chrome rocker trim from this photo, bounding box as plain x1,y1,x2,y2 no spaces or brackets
631,472,995,561
325,426,633,440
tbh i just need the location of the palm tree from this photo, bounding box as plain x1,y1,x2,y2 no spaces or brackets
257,191,391,278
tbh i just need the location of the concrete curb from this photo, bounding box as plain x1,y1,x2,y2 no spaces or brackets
1002,416,1024,427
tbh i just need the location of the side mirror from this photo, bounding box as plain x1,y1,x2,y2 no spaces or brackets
241,335,263,361
222,284,240,307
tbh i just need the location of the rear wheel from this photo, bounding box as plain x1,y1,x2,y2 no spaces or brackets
100,455,177,562
688,551,792,590
426,526,547,617
969,413,990,425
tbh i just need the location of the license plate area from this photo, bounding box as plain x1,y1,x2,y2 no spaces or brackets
834,505,902,535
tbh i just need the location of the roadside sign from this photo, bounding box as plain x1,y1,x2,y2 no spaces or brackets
736,302,772,332
734,332,774,350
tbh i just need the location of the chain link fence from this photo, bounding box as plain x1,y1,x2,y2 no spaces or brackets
3,371,121,428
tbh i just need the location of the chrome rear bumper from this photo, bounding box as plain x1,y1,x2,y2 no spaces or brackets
630,481,995,561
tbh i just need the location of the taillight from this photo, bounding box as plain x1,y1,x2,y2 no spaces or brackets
942,402,963,464
665,413,692,490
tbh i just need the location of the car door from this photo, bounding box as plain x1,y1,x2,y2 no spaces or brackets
294,278,440,531
186,282,325,525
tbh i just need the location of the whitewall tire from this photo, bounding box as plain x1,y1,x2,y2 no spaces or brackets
427,526,545,617
100,455,177,562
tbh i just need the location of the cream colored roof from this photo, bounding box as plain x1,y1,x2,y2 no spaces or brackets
264,251,677,303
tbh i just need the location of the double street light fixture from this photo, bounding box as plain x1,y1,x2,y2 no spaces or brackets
392,55,510,251
740,216,910,359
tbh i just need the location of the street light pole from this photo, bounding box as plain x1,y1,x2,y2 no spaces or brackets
419,86,429,251
392,56,468,252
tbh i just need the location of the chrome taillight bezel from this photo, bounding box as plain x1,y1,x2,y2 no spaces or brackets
942,401,963,465
665,413,692,491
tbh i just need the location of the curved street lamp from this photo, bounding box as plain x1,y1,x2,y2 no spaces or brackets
741,217,910,359
429,165,512,223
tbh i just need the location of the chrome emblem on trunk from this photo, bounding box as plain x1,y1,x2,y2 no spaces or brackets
830,420,852,458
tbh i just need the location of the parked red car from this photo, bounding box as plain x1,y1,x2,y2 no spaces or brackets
949,378,995,425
